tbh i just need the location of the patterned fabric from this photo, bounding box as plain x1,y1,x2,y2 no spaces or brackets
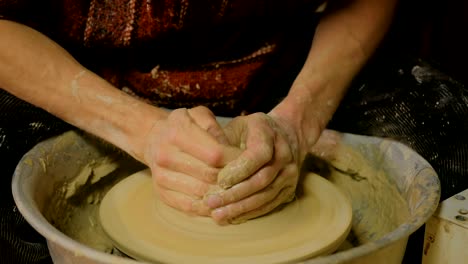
0,0,326,114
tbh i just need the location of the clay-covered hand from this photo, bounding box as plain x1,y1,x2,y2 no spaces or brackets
204,112,308,224
142,106,240,217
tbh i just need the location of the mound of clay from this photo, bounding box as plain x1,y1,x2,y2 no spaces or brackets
99,169,352,264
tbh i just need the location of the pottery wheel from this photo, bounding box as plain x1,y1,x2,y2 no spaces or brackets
99,169,352,264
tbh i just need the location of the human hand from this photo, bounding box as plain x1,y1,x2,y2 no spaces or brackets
142,106,241,216
203,112,310,224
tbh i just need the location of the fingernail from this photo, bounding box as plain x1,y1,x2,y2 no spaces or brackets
205,194,223,208
212,208,227,220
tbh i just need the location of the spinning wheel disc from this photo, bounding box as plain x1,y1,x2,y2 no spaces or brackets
100,170,352,264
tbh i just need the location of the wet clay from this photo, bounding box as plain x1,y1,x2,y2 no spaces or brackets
99,169,352,264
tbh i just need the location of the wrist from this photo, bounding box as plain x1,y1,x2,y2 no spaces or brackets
269,102,322,162
117,102,169,164
269,80,336,157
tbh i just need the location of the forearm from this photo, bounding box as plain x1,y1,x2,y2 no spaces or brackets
271,0,397,151
0,20,167,161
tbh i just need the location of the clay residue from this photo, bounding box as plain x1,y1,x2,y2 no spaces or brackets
45,155,143,253
309,142,411,246
64,157,119,199
71,70,86,102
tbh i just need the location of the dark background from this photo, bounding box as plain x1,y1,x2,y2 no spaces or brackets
342,2,468,262
387,0,467,86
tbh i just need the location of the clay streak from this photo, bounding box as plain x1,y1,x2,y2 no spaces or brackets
71,70,87,103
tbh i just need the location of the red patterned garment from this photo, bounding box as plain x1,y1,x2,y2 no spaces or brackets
1,0,325,115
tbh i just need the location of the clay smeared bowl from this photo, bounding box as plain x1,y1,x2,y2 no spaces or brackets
12,129,440,264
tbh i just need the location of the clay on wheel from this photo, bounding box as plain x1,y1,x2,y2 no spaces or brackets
99,169,352,264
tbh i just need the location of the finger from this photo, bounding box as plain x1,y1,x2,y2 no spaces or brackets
218,122,275,188
152,166,211,198
169,108,225,165
170,108,240,167
206,131,293,208
217,113,297,189
230,186,296,224
210,186,278,223
204,164,280,208
211,165,298,223
188,106,229,144
157,187,211,216
211,185,287,223
186,107,243,165
154,150,219,184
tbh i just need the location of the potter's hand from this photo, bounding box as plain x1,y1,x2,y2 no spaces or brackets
204,113,306,224
143,106,240,216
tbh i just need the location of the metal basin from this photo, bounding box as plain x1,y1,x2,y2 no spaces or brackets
12,129,440,264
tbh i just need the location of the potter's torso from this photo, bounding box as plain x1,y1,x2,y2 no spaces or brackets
1,0,326,114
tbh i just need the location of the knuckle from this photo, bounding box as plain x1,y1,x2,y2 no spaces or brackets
205,146,224,166
154,152,171,167
275,136,291,156
206,122,223,136
192,105,212,116
172,107,188,117
170,108,191,127
278,146,293,164
254,172,273,189
286,165,299,178
252,112,266,120
168,109,183,124
204,118,218,129
274,166,298,188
